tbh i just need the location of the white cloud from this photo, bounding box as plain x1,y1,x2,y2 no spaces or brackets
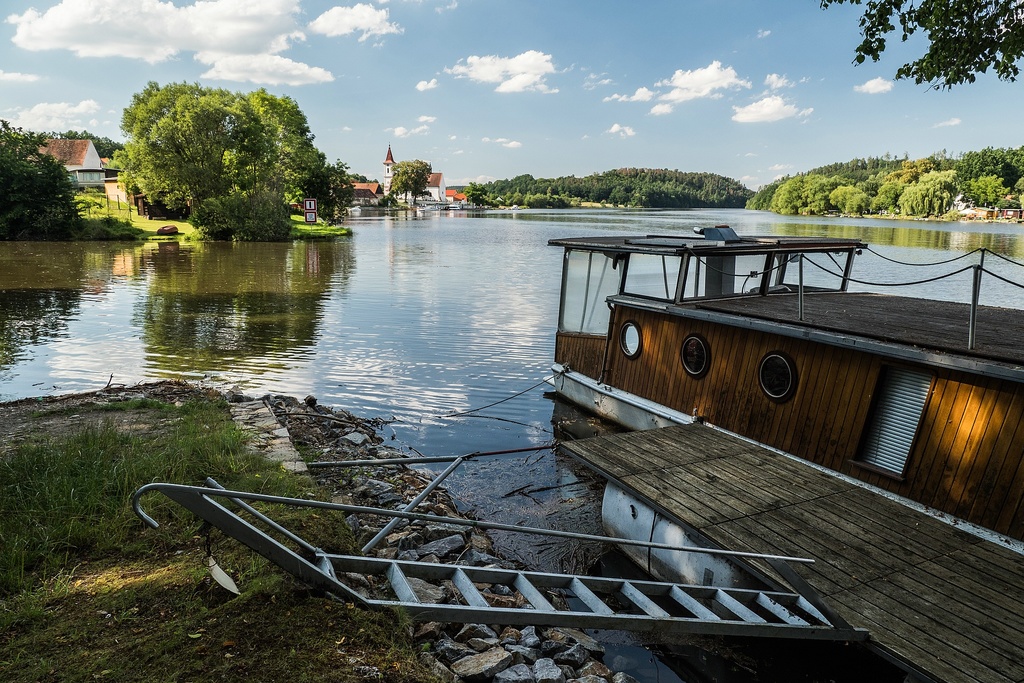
854,77,893,94
418,115,437,123
606,123,636,137
390,124,429,137
0,70,40,82
765,74,792,90
757,29,771,38
446,50,558,93
6,0,336,86
732,96,812,122
584,72,612,90
604,87,655,103
482,137,522,148
6,99,101,130
768,163,792,171
649,103,674,116
309,3,403,41
436,0,458,12
416,78,438,91
200,54,333,85
934,117,962,128
652,61,751,114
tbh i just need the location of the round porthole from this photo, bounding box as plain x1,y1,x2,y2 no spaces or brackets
758,352,797,402
620,321,642,358
681,334,710,378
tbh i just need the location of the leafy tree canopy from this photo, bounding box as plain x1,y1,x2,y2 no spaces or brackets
821,0,1024,88
390,160,432,204
0,120,81,240
120,82,351,240
477,168,752,209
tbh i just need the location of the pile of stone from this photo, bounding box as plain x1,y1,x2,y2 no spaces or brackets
249,392,640,683
416,623,638,683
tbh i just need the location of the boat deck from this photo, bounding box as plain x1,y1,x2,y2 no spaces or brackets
559,424,1024,683
692,292,1024,367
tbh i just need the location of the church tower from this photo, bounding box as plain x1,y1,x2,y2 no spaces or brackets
382,145,395,196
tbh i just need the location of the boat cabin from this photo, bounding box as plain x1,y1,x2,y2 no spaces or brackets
550,226,1024,542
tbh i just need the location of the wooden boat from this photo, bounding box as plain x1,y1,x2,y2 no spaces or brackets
548,224,1024,681
549,225,1024,543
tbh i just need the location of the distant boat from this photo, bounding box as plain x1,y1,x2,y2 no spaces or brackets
510,205,520,211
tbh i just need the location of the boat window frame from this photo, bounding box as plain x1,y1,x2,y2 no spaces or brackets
680,333,711,378
675,247,859,303
619,320,643,359
757,351,798,402
556,248,623,334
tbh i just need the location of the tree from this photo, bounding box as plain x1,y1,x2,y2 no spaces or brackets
121,82,236,211
821,0,1024,88
0,120,81,240
770,176,807,215
390,160,432,205
463,182,489,206
300,156,353,223
871,180,905,213
964,175,1009,207
121,82,338,240
898,170,957,216
830,185,871,215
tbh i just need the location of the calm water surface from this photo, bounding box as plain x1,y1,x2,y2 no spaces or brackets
2,208,1021,681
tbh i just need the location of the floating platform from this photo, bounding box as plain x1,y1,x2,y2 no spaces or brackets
559,423,1024,683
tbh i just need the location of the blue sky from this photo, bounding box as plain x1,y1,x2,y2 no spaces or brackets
2,0,1021,189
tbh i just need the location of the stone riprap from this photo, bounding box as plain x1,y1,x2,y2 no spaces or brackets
228,390,642,683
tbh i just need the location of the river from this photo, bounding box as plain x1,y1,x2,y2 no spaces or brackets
2,208,1022,681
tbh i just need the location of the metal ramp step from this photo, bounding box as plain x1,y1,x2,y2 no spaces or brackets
326,555,864,640
131,481,867,642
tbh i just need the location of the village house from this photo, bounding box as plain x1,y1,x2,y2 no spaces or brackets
352,182,384,206
41,138,106,190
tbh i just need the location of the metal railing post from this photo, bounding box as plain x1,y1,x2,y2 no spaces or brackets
798,254,805,321
969,264,983,349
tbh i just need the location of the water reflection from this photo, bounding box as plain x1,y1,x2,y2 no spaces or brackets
135,241,355,377
0,289,81,371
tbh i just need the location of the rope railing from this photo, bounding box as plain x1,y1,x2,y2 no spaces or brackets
796,252,1022,350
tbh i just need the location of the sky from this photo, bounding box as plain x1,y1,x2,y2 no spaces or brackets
2,0,1022,189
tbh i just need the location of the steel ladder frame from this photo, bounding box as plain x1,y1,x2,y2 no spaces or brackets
132,482,867,642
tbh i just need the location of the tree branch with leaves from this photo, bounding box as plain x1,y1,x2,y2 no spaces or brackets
821,0,1024,88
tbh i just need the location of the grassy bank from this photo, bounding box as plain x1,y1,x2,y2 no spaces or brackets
75,192,352,241
0,388,430,683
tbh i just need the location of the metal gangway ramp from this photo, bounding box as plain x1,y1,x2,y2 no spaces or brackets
132,481,867,642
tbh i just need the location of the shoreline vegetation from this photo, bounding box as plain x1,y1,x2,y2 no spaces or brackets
74,192,352,242
0,381,646,683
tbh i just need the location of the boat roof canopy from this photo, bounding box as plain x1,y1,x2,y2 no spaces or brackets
549,229,866,256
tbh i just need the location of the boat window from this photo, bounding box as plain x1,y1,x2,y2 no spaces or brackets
681,334,710,378
558,250,619,334
770,251,851,293
680,254,771,299
620,321,642,358
858,367,932,476
622,254,682,301
758,352,797,401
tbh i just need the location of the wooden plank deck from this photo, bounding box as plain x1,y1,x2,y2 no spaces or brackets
696,293,1024,367
559,424,1024,683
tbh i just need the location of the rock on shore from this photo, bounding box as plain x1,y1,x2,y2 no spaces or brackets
233,391,642,683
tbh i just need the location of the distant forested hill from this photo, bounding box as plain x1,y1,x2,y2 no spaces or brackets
469,168,753,209
743,149,1024,218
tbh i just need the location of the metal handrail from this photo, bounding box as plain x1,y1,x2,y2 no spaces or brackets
132,482,816,564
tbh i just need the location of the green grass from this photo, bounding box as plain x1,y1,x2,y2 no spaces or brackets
289,213,352,239
0,395,433,682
